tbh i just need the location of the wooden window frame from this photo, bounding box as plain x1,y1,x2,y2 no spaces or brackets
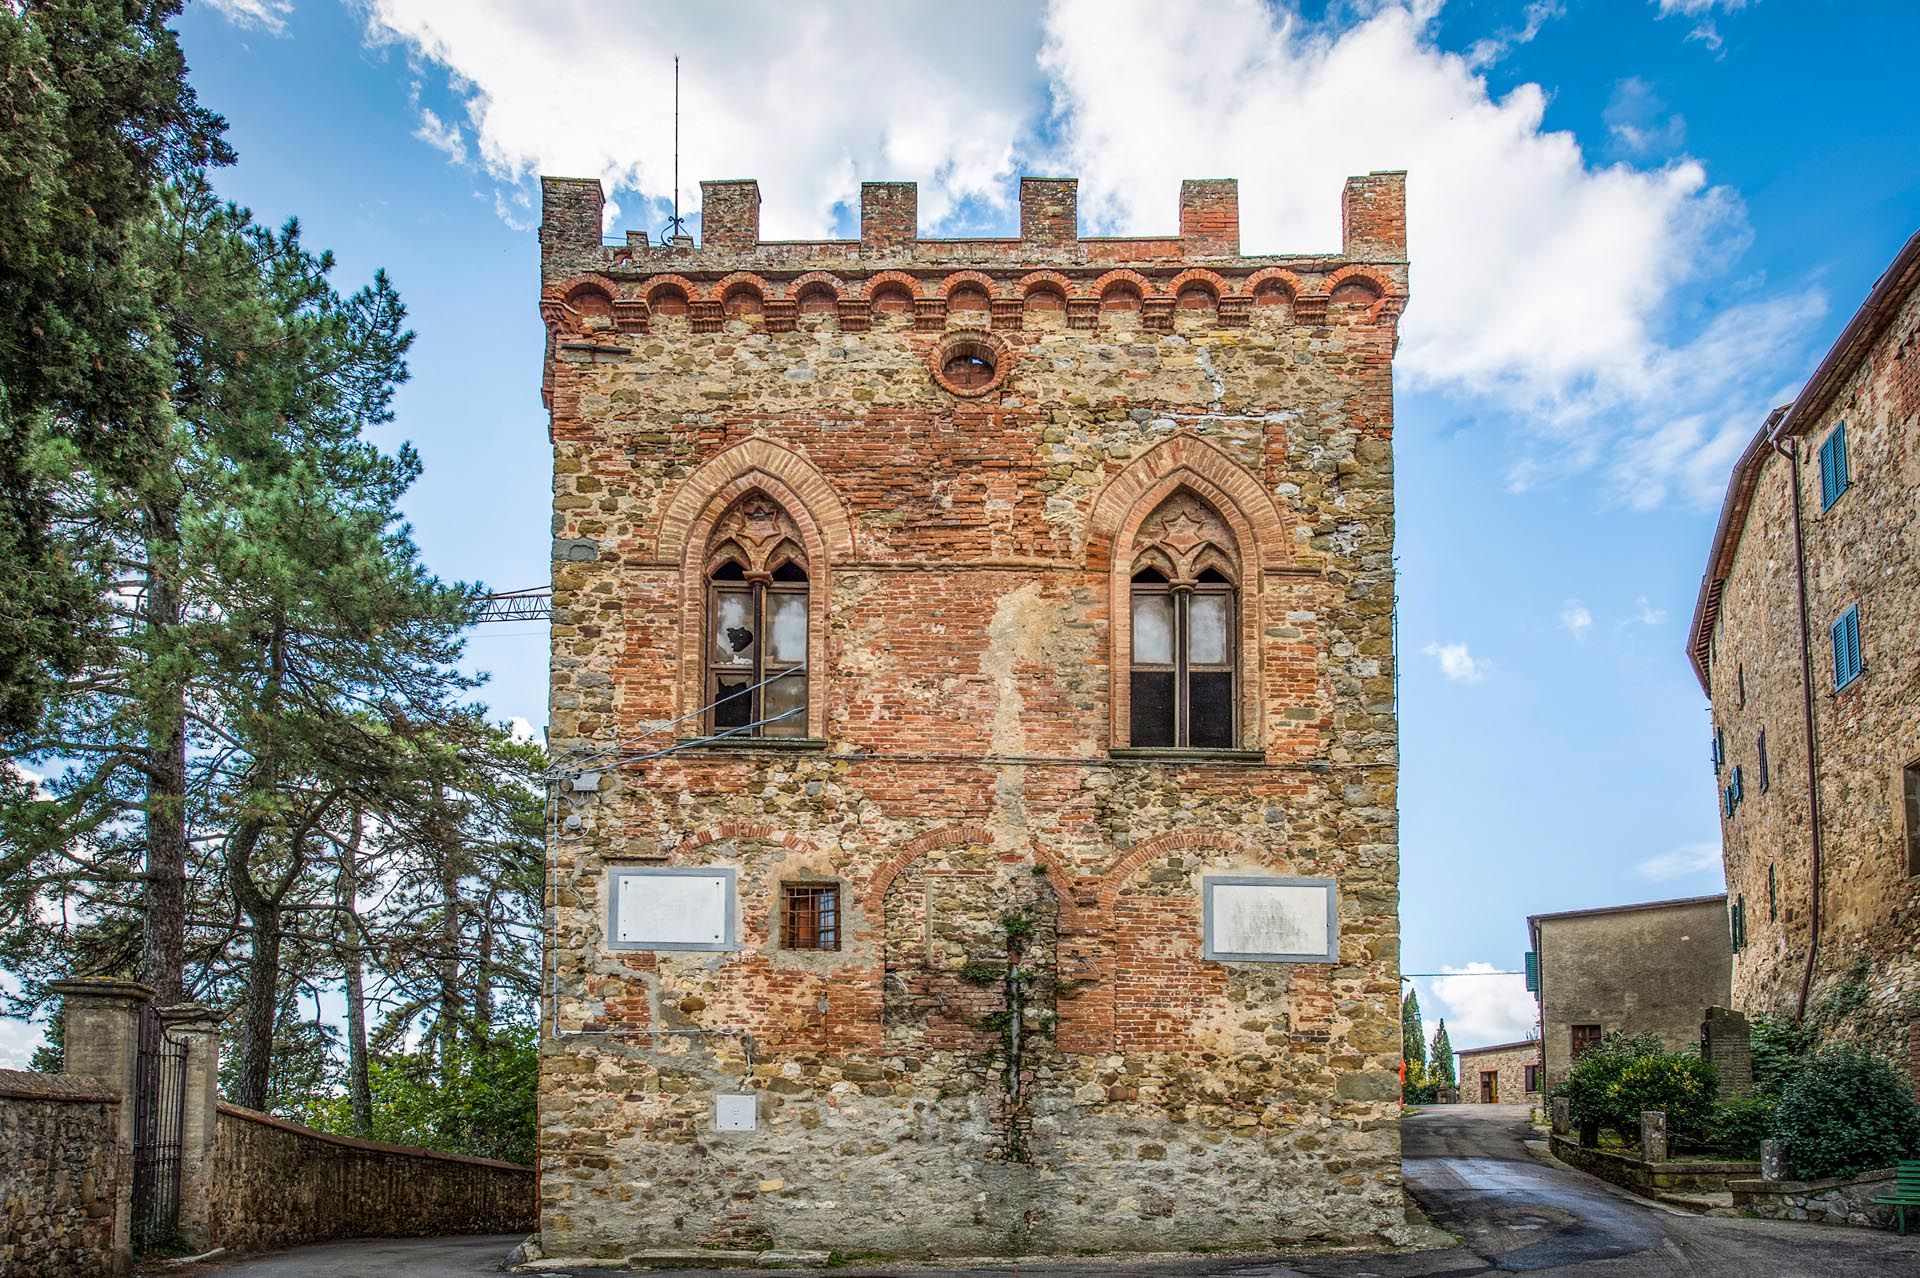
779,881,840,951
1128,575,1237,749
706,567,809,738
1903,759,1920,879
1524,1063,1542,1093
1570,1023,1603,1060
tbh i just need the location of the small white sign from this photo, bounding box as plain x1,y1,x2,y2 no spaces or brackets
607,867,736,951
714,1094,757,1132
1204,876,1338,963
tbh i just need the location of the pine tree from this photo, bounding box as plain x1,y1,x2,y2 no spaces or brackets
1431,1020,1456,1086
1402,988,1427,1074
0,0,230,737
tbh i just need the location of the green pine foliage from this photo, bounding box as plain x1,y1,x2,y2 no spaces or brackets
1402,989,1427,1072
0,6,545,1154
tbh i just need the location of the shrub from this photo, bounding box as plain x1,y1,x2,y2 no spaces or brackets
1554,1031,1718,1146
1748,1013,1813,1097
1701,1094,1778,1159
1774,1048,1920,1180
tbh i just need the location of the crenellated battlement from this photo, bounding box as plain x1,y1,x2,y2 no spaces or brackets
541,172,1406,278
539,172,1408,342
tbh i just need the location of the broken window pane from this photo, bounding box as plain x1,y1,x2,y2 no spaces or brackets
1189,671,1233,748
1132,593,1174,665
713,675,753,730
767,592,807,665
713,590,753,665
1131,671,1176,747
1188,594,1229,665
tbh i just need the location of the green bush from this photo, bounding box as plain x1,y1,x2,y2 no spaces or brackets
1748,1013,1814,1097
1774,1048,1920,1180
1701,1094,1778,1159
1553,1031,1718,1146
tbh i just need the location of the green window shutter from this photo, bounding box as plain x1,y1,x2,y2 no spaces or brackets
1524,950,1540,993
1820,423,1850,510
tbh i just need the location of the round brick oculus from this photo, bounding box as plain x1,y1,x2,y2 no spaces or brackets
929,330,1011,398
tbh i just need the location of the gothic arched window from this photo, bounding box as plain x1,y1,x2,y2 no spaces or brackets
1128,492,1239,748
705,495,809,737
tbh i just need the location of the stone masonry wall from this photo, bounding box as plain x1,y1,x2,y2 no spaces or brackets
211,1103,535,1256
1706,269,1920,1073
538,174,1408,1258
0,1070,119,1278
1534,899,1731,1092
1455,1042,1539,1105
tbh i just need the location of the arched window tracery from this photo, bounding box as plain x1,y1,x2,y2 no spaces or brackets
704,494,809,737
1127,491,1239,748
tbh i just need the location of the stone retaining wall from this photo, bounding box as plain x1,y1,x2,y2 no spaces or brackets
0,1069,121,1278
1548,1132,1759,1194
211,1103,536,1255
1729,1166,1901,1229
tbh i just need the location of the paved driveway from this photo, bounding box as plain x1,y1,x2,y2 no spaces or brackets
198,1106,1920,1276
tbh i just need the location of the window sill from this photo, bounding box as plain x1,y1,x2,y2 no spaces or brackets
1108,747,1266,764
675,736,829,753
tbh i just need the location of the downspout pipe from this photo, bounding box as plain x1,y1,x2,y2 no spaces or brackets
1770,427,1824,1020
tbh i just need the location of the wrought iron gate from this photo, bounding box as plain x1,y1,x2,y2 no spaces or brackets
131,1003,188,1255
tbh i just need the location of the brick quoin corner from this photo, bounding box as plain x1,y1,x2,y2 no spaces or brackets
536,170,1410,1258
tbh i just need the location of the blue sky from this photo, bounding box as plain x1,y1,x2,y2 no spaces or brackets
6,0,1916,1064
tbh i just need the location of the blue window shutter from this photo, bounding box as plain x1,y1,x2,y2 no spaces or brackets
1732,765,1743,803
1833,605,1862,688
1820,423,1850,510
1524,950,1540,993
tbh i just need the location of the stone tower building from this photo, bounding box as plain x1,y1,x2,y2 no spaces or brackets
536,170,1410,1260
1689,230,1920,1079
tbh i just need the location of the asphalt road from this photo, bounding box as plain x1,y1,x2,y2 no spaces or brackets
194,1106,1920,1276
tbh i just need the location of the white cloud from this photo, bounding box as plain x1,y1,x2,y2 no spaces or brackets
367,0,1820,507
1424,963,1538,1051
507,715,539,744
1653,0,1753,51
1633,596,1668,626
1464,0,1564,69
412,106,467,163
206,0,293,34
1423,641,1488,683
1559,600,1593,641
355,0,1047,238
1605,77,1686,155
1036,0,1817,506
1636,840,1724,881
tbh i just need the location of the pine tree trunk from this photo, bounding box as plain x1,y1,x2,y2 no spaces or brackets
339,809,373,1135
140,504,189,1003
437,795,461,1080
234,900,281,1110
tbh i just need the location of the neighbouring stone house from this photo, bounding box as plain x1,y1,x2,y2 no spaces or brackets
1687,229,1920,1084
1526,896,1732,1093
535,170,1409,1258
1455,1040,1541,1105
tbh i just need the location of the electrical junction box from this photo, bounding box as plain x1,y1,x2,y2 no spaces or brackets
713,1093,757,1132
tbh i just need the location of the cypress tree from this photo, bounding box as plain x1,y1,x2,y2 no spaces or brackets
1402,988,1427,1073
1431,1020,1456,1086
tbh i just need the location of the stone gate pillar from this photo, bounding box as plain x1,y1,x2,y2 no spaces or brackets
50,977,154,1275
159,1002,221,1251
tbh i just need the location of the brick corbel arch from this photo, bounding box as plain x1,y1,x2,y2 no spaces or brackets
1014,269,1076,299
939,269,1002,301
1089,268,1158,300
1325,264,1397,324
1087,433,1291,750
658,439,853,741
1167,268,1230,300
857,270,923,300
712,271,773,301
785,271,846,302
867,824,1088,932
1243,267,1307,302
1095,829,1257,909
643,274,704,304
